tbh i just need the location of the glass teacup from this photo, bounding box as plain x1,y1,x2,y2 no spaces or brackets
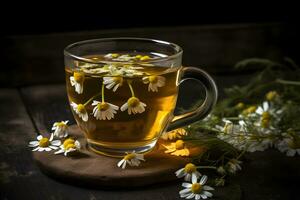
64,38,217,157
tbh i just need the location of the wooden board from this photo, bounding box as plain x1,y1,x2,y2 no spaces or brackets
32,125,188,187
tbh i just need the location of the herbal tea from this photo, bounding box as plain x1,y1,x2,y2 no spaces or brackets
65,53,181,155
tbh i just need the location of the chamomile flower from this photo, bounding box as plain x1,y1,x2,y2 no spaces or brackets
51,120,69,138
117,151,145,169
163,140,190,156
175,163,201,181
142,75,166,92
54,138,81,156
121,97,146,115
226,159,242,174
92,100,119,120
276,136,300,157
70,102,88,122
104,53,120,59
70,71,85,94
179,175,214,200
28,134,61,152
103,77,124,92
161,128,188,140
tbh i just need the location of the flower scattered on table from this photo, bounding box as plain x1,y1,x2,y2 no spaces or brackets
28,134,61,152
70,102,88,122
163,140,190,156
52,120,69,138
226,159,242,174
121,97,146,115
117,151,145,169
92,100,119,120
142,75,166,92
179,175,214,200
70,71,85,94
175,163,201,181
55,138,81,156
161,128,188,140
276,133,300,157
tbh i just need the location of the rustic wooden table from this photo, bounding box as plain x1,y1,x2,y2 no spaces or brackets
1,23,299,200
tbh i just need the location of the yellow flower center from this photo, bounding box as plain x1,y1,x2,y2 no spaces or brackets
124,153,135,160
175,140,185,150
149,76,158,84
243,106,257,115
113,77,123,84
235,102,245,109
287,138,300,149
140,55,150,61
63,138,75,149
73,72,85,83
111,53,119,58
262,111,270,120
266,91,279,101
56,121,66,127
184,163,197,173
39,138,50,147
97,102,109,111
191,183,202,194
135,55,142,59
65,143,76,150
77,104,85,113
127,97,140,107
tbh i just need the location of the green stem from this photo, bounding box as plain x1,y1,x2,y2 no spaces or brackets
128,81,135,97
84,93,101,106
276,79,300,86
101,82,105,103
196,166,217,170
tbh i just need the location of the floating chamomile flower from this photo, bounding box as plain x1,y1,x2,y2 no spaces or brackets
55,138,81,156
121,97,146,115
117,151,145,169
70,102,88,122
142,75,166,92
175,163,201,181
70,71,85,94
28,134,61,152
163,140,190,156
179,175,214,200
51,120,69,138
92,100,119,120
103,77,124,92
104,53,120,59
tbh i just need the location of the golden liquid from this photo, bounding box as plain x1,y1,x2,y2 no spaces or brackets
66,54,180,150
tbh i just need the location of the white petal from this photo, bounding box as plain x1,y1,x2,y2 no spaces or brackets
49,133,54,141
203,185,214,191
192,173,198,184
200,175,208,185
29,141,39,146
45,147,52,151
50,146,59,150
175,168,185,177
286,149,296,157
203,191,213,197
38,148,45,152
117,159,125,168
54,149,65,154
182,182,192,188
120,103,128,111
51,140,61,146
32,147,40,151
179,188,191,194
37,135,43,140
263,101,269,111
195,194,201,200
200,194,207,199
186,193,195,199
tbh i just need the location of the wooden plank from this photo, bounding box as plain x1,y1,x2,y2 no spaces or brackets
20,84,241,200
2,23,296,86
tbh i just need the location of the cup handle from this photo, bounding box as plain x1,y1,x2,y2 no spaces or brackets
167,67,218,131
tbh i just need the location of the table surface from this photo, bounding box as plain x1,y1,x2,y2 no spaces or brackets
0,79,299,200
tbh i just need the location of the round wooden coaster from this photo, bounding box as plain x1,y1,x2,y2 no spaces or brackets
33,125,189,187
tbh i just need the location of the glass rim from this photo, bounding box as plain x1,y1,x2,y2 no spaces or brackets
64,37,183,64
